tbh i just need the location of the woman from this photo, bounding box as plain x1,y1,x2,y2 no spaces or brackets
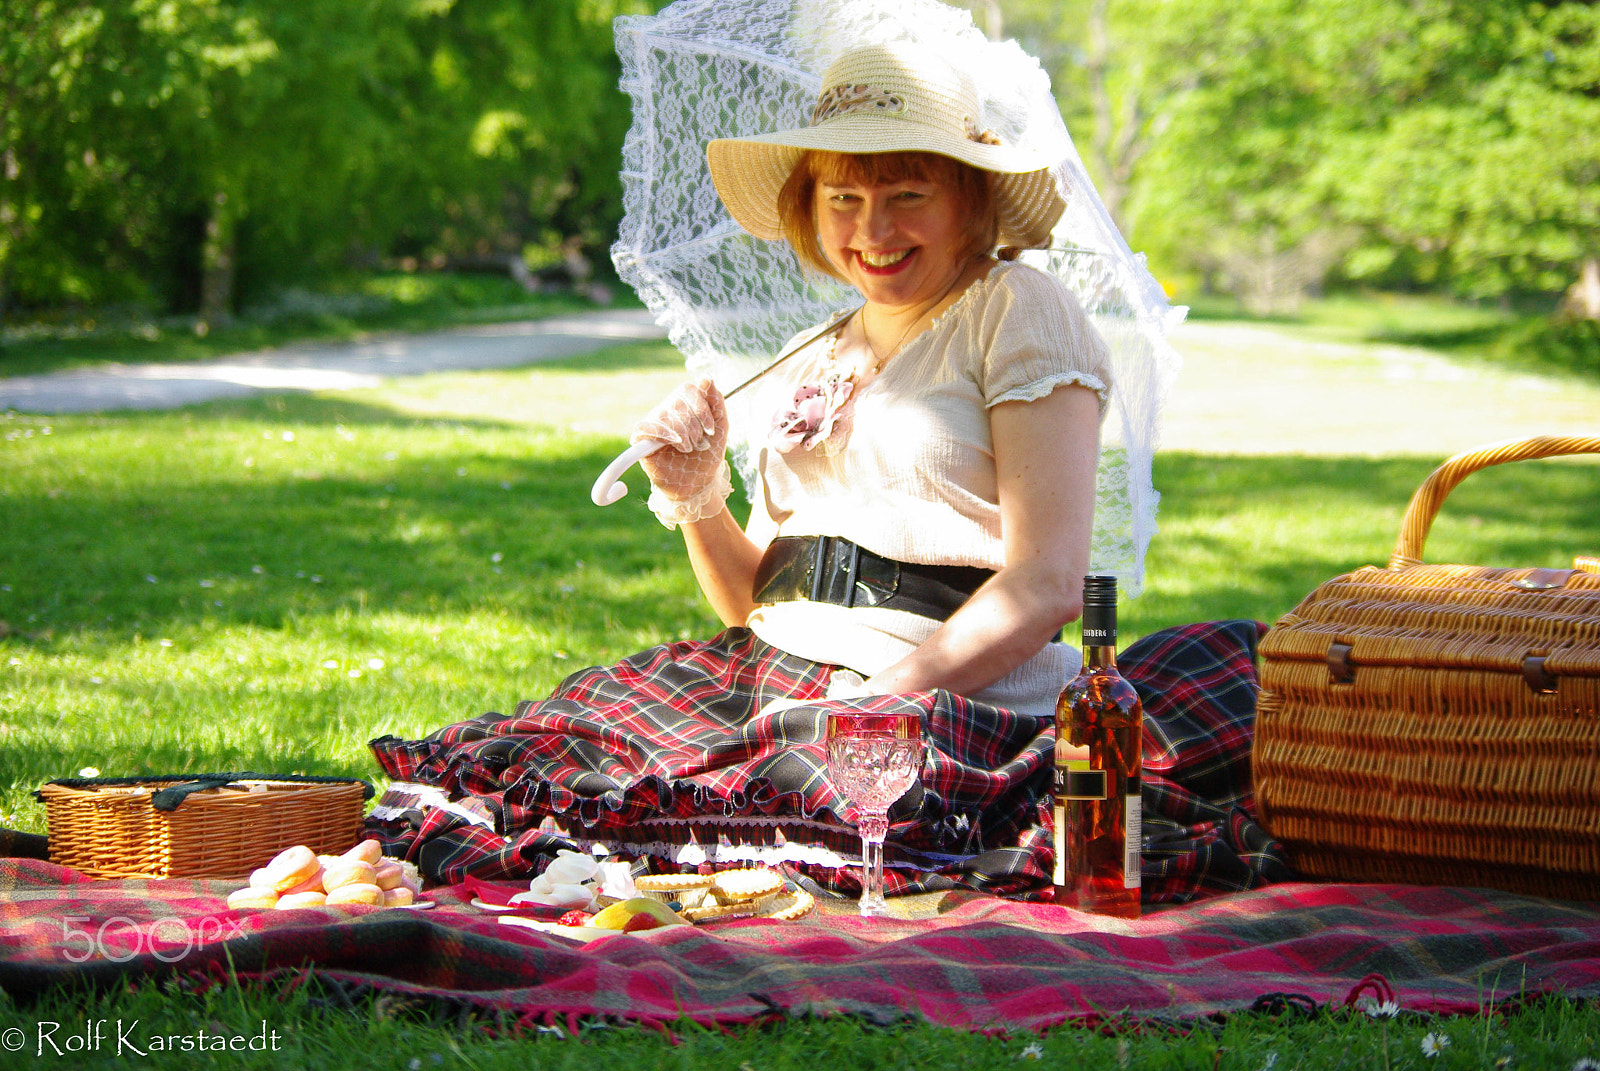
368,43,1288,904
638,42,1108,719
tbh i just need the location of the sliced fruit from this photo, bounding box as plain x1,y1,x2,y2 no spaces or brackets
588,896,688,930
622,913,661,933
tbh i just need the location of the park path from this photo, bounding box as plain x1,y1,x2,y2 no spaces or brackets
1160,320,1598,457
1,308,1595,457
0,308,665,414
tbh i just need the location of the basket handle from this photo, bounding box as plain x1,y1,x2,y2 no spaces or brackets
151,776,237,811
1390,435,1600,568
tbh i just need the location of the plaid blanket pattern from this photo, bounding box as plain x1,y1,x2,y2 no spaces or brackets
3,858,1599,1030
367,621,1288,903
1128,619,1295,902
369,628,1056,897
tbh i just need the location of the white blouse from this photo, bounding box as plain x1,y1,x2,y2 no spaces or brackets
732,260,1114,717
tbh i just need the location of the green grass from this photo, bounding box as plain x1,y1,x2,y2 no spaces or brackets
0,972,1595,1070
4,347,1599,820
2,338,1599,1066
0,272,620,379
1184,289,1600,382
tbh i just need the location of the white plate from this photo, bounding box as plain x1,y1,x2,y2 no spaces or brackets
497,915,615,943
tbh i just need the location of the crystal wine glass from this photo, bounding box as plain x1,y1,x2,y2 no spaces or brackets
825,711,924,917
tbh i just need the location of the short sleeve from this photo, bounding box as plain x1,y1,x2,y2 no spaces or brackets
976,264,1113,414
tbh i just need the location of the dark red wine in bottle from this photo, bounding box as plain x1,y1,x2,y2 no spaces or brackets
1053,574,1142,918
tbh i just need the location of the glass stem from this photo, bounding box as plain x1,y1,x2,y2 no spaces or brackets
857,809,889,917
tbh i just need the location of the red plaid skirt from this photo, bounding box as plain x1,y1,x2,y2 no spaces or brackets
367,620,1290,903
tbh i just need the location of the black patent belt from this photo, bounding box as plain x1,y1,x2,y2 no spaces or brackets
752,535,993,622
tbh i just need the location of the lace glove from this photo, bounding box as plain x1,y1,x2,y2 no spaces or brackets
633,378,732,528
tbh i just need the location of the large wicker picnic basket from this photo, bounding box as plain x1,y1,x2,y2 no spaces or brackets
37,773,371,880
1254,435,1600,900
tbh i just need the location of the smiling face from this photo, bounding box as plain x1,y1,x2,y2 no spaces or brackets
777,151,998,309
814,173,968,310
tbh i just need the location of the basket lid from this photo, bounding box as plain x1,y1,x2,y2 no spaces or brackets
36,772,375,811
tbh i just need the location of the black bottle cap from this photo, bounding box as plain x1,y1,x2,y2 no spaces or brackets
1081,575,1118,644
1082,574,1118,606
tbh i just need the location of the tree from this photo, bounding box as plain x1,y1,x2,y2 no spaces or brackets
365,0,649,280
969,0,1351,309
1,0,658,329
1102,0,1464,312
1017,0,1599,313
1345,3,1600,312
0,1,273,326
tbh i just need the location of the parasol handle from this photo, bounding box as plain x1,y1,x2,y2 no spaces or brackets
590,440,664,506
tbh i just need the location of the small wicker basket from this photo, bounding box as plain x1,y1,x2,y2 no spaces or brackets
37,773,371,880
1255,436,1600,901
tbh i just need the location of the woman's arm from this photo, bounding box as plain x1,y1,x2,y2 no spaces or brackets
860,382,1101,696
679,505,767,627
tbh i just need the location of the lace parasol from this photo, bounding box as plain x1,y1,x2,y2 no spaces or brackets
605,0,1183,594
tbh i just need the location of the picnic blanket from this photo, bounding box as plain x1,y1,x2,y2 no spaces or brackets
366,620,1290,903
3,857,1597,1030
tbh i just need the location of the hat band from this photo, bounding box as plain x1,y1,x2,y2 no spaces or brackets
808,82,1005,150
811,83,906,125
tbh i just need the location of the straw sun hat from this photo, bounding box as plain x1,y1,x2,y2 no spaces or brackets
707,41,1067,251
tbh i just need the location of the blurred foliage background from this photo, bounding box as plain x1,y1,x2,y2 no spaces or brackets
3,0,1597,366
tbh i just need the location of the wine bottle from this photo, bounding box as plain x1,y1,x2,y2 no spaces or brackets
1053,574,1143,918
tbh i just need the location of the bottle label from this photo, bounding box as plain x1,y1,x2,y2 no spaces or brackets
1052,802,1067,886
1124,794,1142,889
1052,761,1108,800
1080,601,1116,645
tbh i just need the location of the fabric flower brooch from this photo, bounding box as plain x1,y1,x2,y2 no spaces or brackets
770,373,854,455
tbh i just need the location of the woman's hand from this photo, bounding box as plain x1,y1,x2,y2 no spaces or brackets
633,378,768,627
634,378,733,526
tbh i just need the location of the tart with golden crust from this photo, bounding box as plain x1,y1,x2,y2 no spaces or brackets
633,872,717,909
768,889,815,922
710,868,784,909
680,886,814,923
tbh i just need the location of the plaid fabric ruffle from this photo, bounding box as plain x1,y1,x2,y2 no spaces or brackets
368,628,1054,898
1130,619,1296,903
367,620,1290,903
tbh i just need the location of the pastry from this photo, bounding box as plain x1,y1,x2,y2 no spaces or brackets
768,889,816,922
373,861,406,891
226,886,279,910
382,886,415,907
634,873,717,909
342,839,384,866
275,890,328,909
710,868,784,909
258,845,319,892
326,882,384,906
321,859,377,892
